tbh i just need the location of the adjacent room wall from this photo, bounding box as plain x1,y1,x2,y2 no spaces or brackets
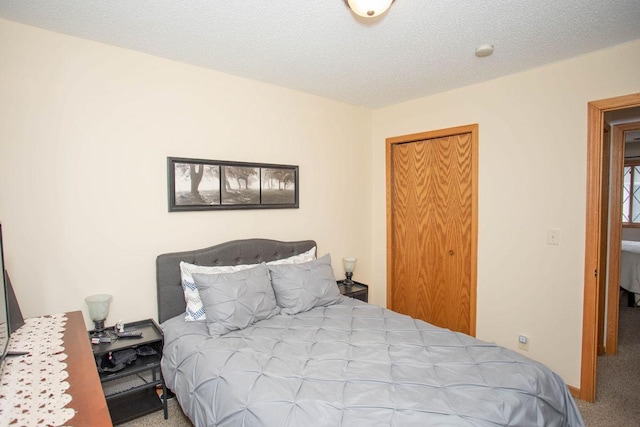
370,39,640,387
0,19,373,329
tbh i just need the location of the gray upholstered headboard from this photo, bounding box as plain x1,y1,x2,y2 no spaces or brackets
156,238,317,323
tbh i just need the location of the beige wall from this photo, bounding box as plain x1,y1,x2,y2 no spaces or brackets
0,19,372,329
371,40,640,386
621,228,640,241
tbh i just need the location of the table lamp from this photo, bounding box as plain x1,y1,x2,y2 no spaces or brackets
85,294,112,337
343,257,357,286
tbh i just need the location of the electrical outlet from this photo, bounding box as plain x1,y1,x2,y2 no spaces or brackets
518,335,529,351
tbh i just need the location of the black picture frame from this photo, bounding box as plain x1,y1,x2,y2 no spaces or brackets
167,157,299,211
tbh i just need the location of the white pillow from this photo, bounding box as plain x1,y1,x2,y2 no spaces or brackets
181,246,316,321
266,247,316,265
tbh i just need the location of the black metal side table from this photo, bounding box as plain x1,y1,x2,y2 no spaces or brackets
89,319,167,425
337,280,368,302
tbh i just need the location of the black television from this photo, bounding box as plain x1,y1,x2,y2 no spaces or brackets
0,223,10,365
0,224,27,367
4,271,24,334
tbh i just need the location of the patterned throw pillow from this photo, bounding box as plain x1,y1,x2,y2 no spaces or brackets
193,263,280,336
267,253,343,315
180,246,316,321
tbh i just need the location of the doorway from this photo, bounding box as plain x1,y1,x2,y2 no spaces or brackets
605,119,640,357
582,92,640,402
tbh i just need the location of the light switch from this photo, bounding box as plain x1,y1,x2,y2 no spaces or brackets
547,229,560,245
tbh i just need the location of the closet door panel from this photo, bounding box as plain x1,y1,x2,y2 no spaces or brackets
388,127,475,335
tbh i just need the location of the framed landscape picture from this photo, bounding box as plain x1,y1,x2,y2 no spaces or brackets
167,157,298,211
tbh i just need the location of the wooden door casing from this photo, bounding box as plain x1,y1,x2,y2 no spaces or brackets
582,92,640,402
386,125,478,336
597,125,610,356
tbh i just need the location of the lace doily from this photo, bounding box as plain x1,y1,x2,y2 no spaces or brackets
0,313,75,426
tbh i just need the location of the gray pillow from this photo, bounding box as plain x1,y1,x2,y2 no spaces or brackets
192,263,280,336
267,253,343,315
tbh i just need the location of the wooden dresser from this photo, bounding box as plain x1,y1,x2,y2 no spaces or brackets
64,310,112,426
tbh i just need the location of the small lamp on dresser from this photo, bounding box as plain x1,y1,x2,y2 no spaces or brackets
343,257,357,286
85,294,112,338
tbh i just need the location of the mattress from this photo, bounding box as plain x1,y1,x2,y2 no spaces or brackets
161,298,583,427
621,240,640,295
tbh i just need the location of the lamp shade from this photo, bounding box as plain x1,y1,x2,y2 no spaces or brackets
343,257,357,273
84,294,112,322
345,0,394,18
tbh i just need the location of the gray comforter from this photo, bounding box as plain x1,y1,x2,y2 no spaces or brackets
162,298,584,426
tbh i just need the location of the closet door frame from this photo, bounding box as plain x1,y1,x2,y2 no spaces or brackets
385,124,478,336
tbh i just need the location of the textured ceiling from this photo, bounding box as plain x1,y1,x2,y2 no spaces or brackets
1,0,639,108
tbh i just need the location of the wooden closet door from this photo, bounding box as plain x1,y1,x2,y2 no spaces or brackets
387,125,477,335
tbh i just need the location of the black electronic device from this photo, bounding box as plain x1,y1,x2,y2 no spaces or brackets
0,224,10,364
0,224,29,363
4,271,24,334
92,336,113,344
116,331,142,338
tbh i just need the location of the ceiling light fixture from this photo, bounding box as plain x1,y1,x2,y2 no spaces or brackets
344,0,395,18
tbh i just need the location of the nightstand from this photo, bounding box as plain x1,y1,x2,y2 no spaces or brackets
89,319,167,425
337,280,368,303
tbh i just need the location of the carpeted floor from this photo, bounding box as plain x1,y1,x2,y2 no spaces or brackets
120,397,192,427
123,295,640,427
575,292,640,426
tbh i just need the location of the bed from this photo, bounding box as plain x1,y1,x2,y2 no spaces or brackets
621,240,640,306
157,239,584,427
